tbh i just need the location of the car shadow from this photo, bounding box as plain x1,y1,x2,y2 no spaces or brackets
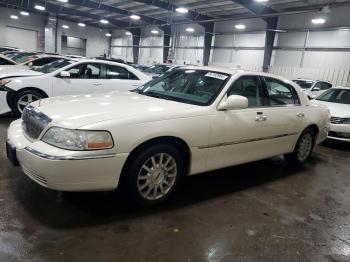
320,139,350,151
11,154,319,230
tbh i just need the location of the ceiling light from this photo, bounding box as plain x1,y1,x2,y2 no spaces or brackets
176,7,188,13
34,5,45,11
10,15,18,19
105,33,112,37
100,19,109,24
20,11,29,16
186,27,195,32
125,31,132,35
57,0,68,2
130,14,140,20
255,0,269,2
268,29,287,33
62,25,69,29
78,23,86,27
151,30,159,34
312,18,326,24
235,24,246,30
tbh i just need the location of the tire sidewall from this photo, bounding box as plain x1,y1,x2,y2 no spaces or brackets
295,129,315,164
125,144,185,207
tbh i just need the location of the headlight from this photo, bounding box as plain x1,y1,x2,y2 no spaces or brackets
42,127,114,151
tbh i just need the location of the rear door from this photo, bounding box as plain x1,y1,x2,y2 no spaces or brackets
101,64,144,92
259,76,305,152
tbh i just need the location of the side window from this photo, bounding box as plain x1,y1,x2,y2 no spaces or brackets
265,77,300,106
106,65,139,80
67,63,101,79
321,82,332,90
227,76,263,107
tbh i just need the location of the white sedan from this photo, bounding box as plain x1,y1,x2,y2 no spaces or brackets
313,87,350,142
6,67,330,206
0,59,151,116
293,79,333,99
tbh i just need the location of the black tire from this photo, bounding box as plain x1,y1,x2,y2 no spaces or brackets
124,144,185,207
13,90,44,117
284,128,315,166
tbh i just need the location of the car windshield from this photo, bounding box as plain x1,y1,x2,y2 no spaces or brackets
144,65,172,74
293,80,314,90
32,59,73,73
135,69,230,106
316,89,350,105
12,53,36,63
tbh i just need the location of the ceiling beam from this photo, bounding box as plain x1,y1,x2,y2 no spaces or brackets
132,0,213,22
66,0,167,26
231,0,277,22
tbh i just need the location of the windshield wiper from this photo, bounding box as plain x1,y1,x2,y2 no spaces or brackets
143,91,172,100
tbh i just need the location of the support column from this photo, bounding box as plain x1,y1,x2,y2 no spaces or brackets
262,17,278,72
130,28,141,64
203,22,214,66
45,15,57,53
161,25,171,63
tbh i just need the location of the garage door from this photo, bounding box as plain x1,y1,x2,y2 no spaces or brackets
5,26,38,51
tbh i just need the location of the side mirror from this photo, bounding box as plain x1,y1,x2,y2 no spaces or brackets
312,87,320,91
218,95,248,111
60,71,70,78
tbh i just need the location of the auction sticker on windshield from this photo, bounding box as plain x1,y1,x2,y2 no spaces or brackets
205,72,228,80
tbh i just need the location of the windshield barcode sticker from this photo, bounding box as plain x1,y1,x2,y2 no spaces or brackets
205,72,228,80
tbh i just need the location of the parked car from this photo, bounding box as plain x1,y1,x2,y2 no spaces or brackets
0,54,16,65
313,87,350,142
0,46,20,53
0,59,151,116
131,64,150,72
293,79,332,99
143,64,178,78
6,67,330,206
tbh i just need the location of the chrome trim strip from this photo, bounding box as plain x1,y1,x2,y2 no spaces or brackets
24,147,116,160
198,132,298,149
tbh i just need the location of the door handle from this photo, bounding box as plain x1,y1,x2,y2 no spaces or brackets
93,83,102,86
297,113,305,117
255,116,267,121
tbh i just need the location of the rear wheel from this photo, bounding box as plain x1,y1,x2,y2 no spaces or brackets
285,128,315,166
124,144,184,207
13,90,43,117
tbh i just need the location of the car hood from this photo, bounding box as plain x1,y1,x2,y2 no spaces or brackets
31,91,204,128
313,100,350,118
0,66,43,79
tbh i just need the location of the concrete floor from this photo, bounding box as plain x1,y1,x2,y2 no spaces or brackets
0,116,350,262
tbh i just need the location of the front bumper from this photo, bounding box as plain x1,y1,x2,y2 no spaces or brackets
328,123,350,142
7,119,129,191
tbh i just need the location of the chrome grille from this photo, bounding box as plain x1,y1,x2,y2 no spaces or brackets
330,117,344,124
22,105,52,139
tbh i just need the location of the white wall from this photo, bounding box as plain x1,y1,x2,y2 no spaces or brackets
0,7,45,51
0,7,109,57
56,19,109,57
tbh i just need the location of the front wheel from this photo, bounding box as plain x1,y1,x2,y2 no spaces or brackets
284,128,315,166
13,90,43,117
124,144,184,207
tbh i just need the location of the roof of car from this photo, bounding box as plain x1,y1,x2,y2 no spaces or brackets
331,86,350,90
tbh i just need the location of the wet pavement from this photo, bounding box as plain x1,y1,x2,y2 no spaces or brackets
0,115,350,262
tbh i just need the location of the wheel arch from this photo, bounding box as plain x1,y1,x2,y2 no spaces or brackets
13,87,49,98
119,136,192,184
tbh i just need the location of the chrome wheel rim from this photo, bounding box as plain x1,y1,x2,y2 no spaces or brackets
137,153,177,200
297,133,313,162
17,94,40,113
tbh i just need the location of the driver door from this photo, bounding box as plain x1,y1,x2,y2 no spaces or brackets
52,62,104,96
